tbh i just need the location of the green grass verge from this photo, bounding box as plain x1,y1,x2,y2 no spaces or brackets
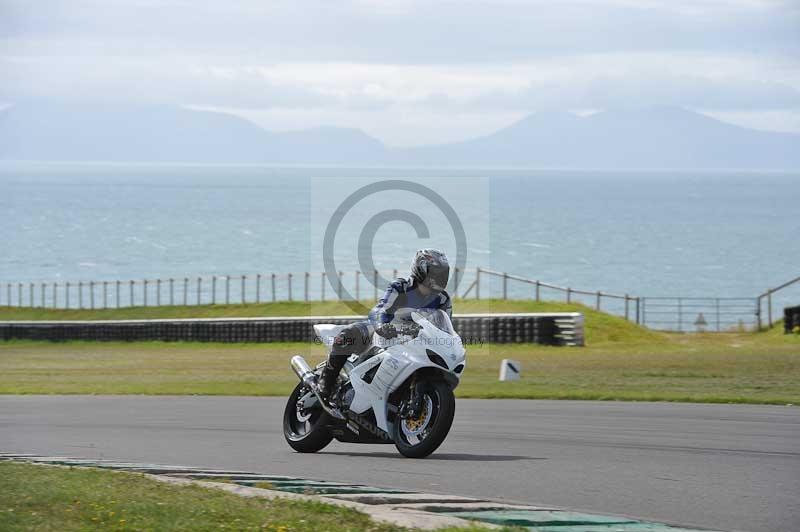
0,462,501,532
1,299,797,404
0,325,797,403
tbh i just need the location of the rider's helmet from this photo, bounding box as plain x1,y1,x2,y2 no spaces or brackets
410,249,450,292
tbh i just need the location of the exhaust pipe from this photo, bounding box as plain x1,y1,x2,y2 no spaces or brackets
291,355,317,388
289,355,345,420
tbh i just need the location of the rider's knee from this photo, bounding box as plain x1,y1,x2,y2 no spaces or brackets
331,323,370,358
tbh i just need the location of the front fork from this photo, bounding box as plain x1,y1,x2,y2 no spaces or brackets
400,376,426,419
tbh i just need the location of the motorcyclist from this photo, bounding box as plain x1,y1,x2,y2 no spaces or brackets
317,249,452,402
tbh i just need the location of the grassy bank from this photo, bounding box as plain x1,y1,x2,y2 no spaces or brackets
1,323,796,403
0,298,631,322
0,461,495,531
0,299,662,345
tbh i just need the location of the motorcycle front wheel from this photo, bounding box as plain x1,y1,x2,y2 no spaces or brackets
283,382,333,453
392,380,455,458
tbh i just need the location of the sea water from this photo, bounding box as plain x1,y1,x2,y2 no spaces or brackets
1,162,798,312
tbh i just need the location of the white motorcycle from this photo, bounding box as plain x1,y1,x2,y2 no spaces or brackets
284,309,466,458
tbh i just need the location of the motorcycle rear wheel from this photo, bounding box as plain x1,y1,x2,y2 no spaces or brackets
283,382,333,453
393,380,455,458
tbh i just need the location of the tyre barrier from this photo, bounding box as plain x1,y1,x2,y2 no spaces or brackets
0,312,584,346
785,305,800,334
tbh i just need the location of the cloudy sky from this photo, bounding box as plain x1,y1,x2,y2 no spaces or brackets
2,0,799,146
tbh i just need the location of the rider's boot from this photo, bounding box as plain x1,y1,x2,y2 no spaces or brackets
317,361,338,403
318,326,359,403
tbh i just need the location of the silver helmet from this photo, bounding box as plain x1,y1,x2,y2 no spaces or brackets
410,249,450,292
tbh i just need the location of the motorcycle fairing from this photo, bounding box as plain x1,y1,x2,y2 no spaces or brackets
313,323,348,351
342,311,466,433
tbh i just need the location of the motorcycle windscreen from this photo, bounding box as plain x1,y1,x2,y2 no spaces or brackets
413,309,456,335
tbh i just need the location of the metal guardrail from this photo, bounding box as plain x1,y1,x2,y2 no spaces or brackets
471,268,640,323
0,268,478,310
757,275,800,330
639,297,758,332
468,268,798,331
1,266,796,333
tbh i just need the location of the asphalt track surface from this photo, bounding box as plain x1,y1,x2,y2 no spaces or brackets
1,396,797,532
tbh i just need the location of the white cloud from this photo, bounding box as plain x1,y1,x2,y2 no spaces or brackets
194,53,800,112
3,0,797,63
2,0,799,142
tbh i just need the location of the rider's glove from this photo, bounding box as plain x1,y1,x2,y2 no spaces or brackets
375,323,398,339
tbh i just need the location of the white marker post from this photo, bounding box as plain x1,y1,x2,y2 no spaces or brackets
499,359,521,381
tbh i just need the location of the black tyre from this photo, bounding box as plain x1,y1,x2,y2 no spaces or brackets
392,380,455,458
283,382,333,453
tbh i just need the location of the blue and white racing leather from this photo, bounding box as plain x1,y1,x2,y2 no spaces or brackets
368,277,452,325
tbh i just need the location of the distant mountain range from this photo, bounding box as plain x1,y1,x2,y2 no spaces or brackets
1,102,798,169
0,103,387,164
